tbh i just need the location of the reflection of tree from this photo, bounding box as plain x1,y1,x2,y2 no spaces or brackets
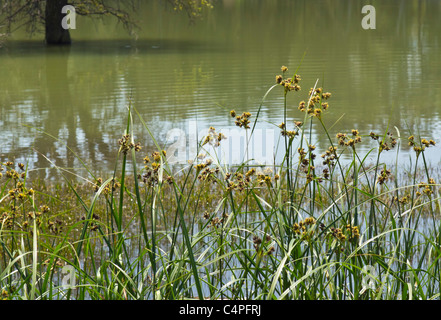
35,44,129,178
0,43,129,178
33,45,73,177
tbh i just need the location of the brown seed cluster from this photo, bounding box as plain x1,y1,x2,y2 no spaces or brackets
293,217,316,241
369,131,398,153
324,224,360,244
225,171,252,192
331,225,360,243
141,150,167,187
0,161,60,233
202,126,227,147
416,179,437,196
196,157,219,183
2,161,26,181
298,145,318,183
253,234,275,256
256,172,272,186
231,111,252,129
377,168,392,185
205,211,229,229
80,212,101,232
276,66,301,93
393,194,411,204
279,121,300,140
221,167,278,192
92,177,121,194
118,134,142,155
336,129,362,149
298,87,331,117
321,146,338,169
1,288,14,300
47,218,64,234
408,135,435,156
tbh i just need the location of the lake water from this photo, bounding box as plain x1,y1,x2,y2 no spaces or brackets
1,0,441,179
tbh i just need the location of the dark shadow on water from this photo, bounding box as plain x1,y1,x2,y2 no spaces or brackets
0,38,225,56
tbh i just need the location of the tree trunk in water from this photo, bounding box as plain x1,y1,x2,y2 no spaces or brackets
45,0,71,45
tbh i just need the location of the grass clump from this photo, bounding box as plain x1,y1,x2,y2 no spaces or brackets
1,66,440,300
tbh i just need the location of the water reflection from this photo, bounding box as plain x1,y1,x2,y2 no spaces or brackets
1,0,440,179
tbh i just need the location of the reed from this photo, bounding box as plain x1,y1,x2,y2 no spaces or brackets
0,66,440,300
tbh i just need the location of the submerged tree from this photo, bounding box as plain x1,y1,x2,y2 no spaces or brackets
0,0,213,45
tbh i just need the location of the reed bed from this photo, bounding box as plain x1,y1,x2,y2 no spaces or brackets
1,66,440,300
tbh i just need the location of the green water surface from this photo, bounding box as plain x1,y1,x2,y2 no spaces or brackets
1,0,440,177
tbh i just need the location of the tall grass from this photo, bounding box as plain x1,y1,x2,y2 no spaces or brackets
0,66,440,300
